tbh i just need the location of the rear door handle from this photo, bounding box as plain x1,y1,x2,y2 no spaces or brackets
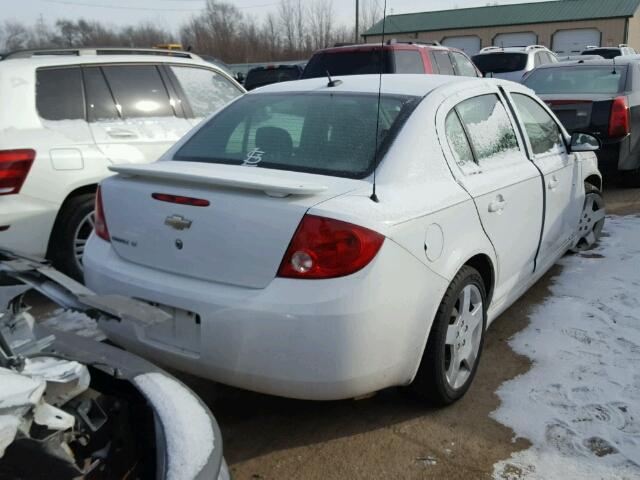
108,129,138,139
488,195,506,213
548,176,560,190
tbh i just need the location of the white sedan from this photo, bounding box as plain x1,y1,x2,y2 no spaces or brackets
84,74,604,405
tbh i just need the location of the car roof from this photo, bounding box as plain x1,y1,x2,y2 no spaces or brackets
250,73,483,97
313,42,453,55
531,57,640,69
0,52,219,71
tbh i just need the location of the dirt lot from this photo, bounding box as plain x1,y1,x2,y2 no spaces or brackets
25,186,639,480
171,187,637,480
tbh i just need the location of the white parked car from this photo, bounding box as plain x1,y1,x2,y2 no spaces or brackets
472,45,558,82
84,74,604,404
0,48,244,280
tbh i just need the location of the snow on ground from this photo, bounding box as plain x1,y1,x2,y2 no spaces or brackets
41,309,106,341
134,372,215,480
493,216,640,479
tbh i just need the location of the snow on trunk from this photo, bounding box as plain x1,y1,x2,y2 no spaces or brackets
492,216,640,479
134,372,215,480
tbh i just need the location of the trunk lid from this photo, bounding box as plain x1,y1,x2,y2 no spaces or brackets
100,161,365,289
539,93,619,137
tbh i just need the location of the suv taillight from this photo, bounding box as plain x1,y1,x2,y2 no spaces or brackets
277,215,384,279
94,186,110,242
0,149,35,196
609,96,630,138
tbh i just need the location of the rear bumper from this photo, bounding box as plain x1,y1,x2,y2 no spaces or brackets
84,235,448,400
595,135,637,173
0,194,58,257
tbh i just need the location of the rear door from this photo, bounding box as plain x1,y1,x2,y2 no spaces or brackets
507,91,578,263
439,89,543,303
84,64,192,164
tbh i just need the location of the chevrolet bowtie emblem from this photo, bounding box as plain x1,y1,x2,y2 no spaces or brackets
165,215,192,231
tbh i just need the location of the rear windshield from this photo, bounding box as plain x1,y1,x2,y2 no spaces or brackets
581,49,620,59
302,50,393,78
245,67,301,90
471,53,528,74
174,92,419,178
524,66,627,94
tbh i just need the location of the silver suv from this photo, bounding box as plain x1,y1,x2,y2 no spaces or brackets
472,45,558,82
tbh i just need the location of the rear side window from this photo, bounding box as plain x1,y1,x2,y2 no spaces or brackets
511,93,565,156
83,67,119,122
170,66,241,117
431,51,454,75
451,52,478,77
445,111,475,172
36,68,84,121
101,65,173,118
455,94,520,167
394,50,424,73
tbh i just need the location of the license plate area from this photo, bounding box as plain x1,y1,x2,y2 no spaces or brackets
143,303,201,355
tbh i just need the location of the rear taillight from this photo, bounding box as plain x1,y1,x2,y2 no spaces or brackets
0,149,35,196
277,215,384,279
609,96,630,138
94,186,110,242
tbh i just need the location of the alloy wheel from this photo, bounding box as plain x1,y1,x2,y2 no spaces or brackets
444,284,484,390
72,210,95,272
574,193,605,251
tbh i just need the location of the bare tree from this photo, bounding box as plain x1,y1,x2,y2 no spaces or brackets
360,0,383,34
308,0,334,50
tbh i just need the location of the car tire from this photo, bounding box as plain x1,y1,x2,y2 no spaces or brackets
571,184,605,252
51,193,96,283
409,265,487,406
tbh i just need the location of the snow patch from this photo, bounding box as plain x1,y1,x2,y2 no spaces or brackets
493,216,640,479
41,309,106,341
134,372,215,480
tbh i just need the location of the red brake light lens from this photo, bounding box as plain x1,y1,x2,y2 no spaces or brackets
277,215,385,279
152,193,210,207
0,149,35,196
94,186,110,242
609,96,630,138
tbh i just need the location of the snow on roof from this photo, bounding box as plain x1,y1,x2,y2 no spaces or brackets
134,372,215,480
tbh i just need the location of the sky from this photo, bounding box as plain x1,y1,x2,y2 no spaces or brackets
3,0,552,33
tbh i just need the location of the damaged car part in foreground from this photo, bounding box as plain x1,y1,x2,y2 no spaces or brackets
0,250,229,480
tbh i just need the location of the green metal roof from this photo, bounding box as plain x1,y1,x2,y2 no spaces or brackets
363,0,640,36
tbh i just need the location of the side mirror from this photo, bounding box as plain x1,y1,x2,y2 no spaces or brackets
570,132,600,152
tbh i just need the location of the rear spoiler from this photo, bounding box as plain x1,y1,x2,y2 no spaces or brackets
109,163,328,196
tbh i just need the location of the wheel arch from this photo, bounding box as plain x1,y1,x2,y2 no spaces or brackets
462,253,495,306
584,174,602,191
46,184,98,260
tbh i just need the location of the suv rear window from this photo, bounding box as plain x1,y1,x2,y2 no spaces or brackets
36,68,84,121
524,66,627,94
302,50,393,78
174,92,418,178
581,49,621,59
244,66,302,90
471,53,528,74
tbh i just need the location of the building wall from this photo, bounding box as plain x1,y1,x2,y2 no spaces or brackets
364,18,629,50
627,14,640,48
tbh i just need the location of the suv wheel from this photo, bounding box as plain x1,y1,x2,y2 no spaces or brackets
51,193,96,282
